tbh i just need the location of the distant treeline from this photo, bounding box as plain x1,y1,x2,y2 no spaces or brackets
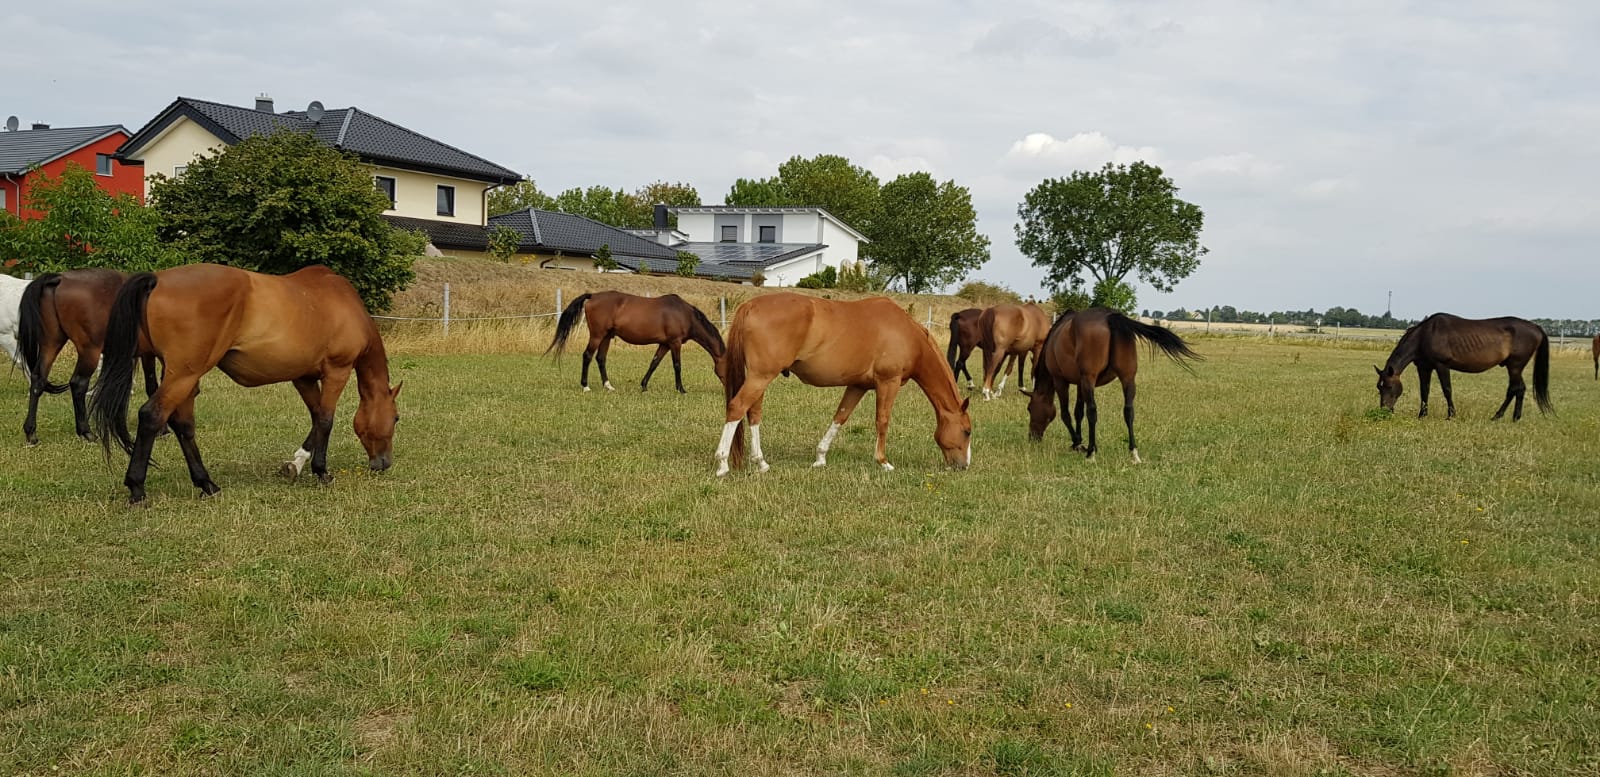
1146,306,1600,335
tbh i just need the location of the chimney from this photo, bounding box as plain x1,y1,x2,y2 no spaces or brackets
255,93,274,112
30,122,49,130
653,203,669,230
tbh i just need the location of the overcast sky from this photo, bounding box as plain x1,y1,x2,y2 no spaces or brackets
9,1,1598,318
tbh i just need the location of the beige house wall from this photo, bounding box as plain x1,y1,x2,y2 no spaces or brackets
131,117,229,196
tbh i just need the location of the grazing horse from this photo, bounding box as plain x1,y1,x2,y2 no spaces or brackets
547,291,726,393
1024,309,1200,462
17,269,161,445
1374,313,1551,421
978,303,1051,400
90,264,401,504
946,308,984,389
714,293,971,475
1,274,25,369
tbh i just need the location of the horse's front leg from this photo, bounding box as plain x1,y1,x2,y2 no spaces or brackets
815,386,868,467
640,344,669,392
1416,366,1433,418
306,369,354,482
670,342,686,394
282,378,322,480
872,379,904,471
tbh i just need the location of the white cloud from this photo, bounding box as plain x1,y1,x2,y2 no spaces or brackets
1002,132,1161,172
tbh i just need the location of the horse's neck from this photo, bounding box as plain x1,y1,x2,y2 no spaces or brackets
689,318,724,358
1385,328,1420,372
910,341,961,413
354,336,392,400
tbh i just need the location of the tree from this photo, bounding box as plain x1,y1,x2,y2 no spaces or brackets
675,250,700,278
593,243,617,271
723,154,882,238
1016,161,1206,309
1,163,176,274
629,181,701,228
147,129,418,312
487,224,522,262
871,172,990,293
487,179,555,216
551,185,635,227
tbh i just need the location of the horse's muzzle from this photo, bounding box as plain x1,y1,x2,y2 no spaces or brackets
369,453,393,472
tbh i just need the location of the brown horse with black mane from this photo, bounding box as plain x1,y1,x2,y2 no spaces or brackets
715,293,971,475
1375,313,1551,420
978,302,1051,400
1024,309,1200,462
17,269,161,445
91,264,401,504
546,291,725,393
946,307,984,389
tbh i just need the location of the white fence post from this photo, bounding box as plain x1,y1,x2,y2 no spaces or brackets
443,283,451,337
556,288,562,317
720,296,727,330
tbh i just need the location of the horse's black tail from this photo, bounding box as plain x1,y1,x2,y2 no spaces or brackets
90,273,157,457
723,319,747,470
946,312,963,371
544,293,592,357
1107,312,1202,370
1532,330,1553,414
18,273,70,393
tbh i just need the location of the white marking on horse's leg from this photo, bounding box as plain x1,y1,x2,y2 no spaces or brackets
1131,448,1142,465
750,424,771,473
604,380,615,392
583,386,591,393
714,420,740,476
280,447,311,478
997,375,1008,394
982,387,993,401
966,442,972,468
812,422,841,467
880,461,895,472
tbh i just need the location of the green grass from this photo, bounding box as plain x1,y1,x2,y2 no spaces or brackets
1,333,1597,775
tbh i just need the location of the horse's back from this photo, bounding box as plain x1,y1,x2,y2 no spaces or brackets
734,293,922,384
1417,313,1541,370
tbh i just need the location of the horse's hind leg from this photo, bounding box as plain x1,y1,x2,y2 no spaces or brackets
1437,369,1456,419
580,336,600,392
640,344,669,392
746,395,771,472
1493,366,1527,421
1078,377,1099,460
69,345,101,440
815,385,868,468
715,374,776,476
595,337,615,391
167,388,220,497
22,337,64,446
957,345,975,388
1122,379,1140,464
124,376,198,504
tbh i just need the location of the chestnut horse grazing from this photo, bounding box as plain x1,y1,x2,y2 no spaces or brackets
1025,309,1200,462
547,291,726,393
715,293,971,475
978,303,1051,400
17,269,161,445
90,264,401,504
1375,313,1551,420
946,308,984,389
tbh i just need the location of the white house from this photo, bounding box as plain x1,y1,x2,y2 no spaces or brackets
662,205,868,287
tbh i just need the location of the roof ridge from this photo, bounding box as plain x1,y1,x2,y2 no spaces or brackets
344,106,519,178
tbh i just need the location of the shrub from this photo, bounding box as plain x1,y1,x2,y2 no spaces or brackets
593,243,618,271
676,250,700,278
955,279,1022,306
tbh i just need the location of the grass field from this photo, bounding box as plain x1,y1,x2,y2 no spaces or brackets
1,325,1596,775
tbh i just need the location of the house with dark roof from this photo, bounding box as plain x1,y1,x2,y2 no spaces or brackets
478,208,680,271
0,121,142,219
661,205,869,287
115,94,520,248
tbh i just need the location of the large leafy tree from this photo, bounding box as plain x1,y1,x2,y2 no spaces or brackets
1015,161,1206,310
0,163,175,274
550,185,635,228
724,154,882,238
872,172,990,293
147,129,419,312
487,179,555,216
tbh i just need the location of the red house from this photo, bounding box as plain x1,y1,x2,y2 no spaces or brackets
0,122,143,219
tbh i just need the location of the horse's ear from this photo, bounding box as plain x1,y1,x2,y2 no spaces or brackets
1373,365,1383,376
390,381,404,399
960,397,970,412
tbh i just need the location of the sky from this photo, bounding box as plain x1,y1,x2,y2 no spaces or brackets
8,0,1599,319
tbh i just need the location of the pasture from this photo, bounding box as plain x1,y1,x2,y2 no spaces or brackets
1,325,1596,775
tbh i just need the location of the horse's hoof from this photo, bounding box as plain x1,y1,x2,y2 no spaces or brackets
582,386,591,393
78,432,95,442
317,473,334,486
25,438,39,448
279,461,300,480
755,460,770,473
604,381,615,392
200,484,222,498
1131,449,1143,464
812,458,827,468
880,462,895,472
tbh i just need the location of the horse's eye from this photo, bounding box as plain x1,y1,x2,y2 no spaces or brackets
964,429,972,437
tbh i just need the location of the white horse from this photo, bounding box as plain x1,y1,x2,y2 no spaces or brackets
0,274,28,371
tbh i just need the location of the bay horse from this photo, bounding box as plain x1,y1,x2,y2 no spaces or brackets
547,291,726,393
1375,313,1551,420
90,264,401,504
978,303,1051,400
946,308,983,389
17,269,161,445
715,293,971,475
1023,309,1200,462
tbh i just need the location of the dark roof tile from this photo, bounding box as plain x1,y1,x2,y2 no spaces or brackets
0,125,128,175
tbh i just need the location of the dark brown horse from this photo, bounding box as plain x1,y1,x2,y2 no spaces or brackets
1375,313,1551,420
946,308,984,389
978,303,1051,400
91,264,401,504
17,269,160,445
1024,309,1200,462
716,293,971,475
547,291,725,393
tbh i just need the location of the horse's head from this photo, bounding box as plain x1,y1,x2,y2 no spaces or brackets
355,382,403,471
934,397,973,470
1022,374,1058,440
1374,365,1402,410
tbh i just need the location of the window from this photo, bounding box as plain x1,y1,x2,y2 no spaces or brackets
0,188,6,211
436,185,455,217
720,225,737,242
96,154,113,176
173,165,187,177
758,225,776,243
375,176,397,209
